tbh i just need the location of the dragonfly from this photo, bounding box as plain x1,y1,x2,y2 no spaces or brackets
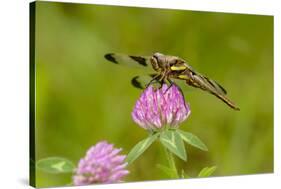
104,52,240,110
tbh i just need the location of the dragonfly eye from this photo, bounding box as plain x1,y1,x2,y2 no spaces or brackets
152,52,164,63
152,55,159,62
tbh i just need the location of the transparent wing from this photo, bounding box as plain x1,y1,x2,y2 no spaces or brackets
104,53,153,70
183,63,227,95
131,74,159,89
190,73,239,110
131,74,194,91
198,75,227,95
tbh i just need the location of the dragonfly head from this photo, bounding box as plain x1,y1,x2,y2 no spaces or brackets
151,52,167,71
152,52,165,61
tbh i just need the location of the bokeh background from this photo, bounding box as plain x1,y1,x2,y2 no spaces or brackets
34,1,273,187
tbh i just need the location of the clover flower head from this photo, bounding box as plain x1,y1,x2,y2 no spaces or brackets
132,84,191,130
73,141,129,185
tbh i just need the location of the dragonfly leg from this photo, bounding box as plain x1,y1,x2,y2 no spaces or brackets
157,73,167,87
160,80,164,89
164,78,174,94
145,74,161,88
158,72,169,89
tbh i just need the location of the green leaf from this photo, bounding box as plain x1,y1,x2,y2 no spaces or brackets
36,157,75,174
126,133,159,164
157,164,174,177
177,130,208,151
160,130,187,161
180,169,190,179
198,166,217,177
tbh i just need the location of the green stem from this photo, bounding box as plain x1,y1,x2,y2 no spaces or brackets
164,147,179,178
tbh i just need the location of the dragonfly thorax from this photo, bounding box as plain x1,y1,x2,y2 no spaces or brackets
151,52,178,72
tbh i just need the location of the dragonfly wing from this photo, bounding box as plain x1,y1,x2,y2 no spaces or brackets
178,62,227,95
180,68,227,95
104,53,153,70
203,76,227,95
189,73,239,110
195,75,227,95
131,74,159,89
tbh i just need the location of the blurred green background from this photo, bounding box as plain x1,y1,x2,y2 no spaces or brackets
34,1,273,187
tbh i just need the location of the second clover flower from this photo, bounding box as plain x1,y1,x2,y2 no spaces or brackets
132,84,191,130
73,141,129,185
